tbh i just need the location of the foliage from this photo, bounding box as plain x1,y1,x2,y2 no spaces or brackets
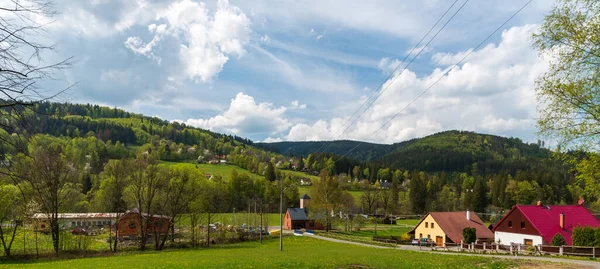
551,233,566,246
532,0,600,150
572,226,599,247
462,227,476,244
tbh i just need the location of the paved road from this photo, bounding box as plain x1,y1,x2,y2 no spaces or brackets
310,235,600,269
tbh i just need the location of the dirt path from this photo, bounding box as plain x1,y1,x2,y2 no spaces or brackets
309,235,600,269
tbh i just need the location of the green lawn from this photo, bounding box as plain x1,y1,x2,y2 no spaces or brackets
279,170,319,181
298,186,364,202
0,237,518,269
178,213,283,228
161,162,263,181
333,226,414,238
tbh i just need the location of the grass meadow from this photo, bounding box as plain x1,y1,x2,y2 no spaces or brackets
0,236,519,269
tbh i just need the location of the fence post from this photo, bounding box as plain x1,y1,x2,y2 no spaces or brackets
471,242,474,252
483,242,486,251
559,246,563,256
593,247,595,259
459,240,463,251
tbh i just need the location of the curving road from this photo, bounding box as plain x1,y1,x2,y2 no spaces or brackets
309,235,600,269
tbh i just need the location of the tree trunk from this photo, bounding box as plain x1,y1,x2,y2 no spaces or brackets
206,212,211,247
112,216,119,253
51,219,59,257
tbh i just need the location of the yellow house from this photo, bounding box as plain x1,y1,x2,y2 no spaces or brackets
409,211,494,246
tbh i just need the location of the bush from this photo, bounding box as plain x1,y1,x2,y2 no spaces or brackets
551,233,566,246
572,226,596,246
462,227,476,244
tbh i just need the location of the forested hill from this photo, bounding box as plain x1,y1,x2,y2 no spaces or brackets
259,130,553,175
255,140,394,161
378,130,552,174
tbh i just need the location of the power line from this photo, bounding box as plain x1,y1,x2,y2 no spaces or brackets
335,0,534,163
311,0,467,160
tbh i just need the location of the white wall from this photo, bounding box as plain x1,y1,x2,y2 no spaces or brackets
495,231,544,245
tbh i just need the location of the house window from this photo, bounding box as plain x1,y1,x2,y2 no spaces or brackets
427,234,431,239
508,221,513,228
521,222,525,229
128,223,136,229
524,239,533,246
425,222,428,228
419,233,422,239
431,223,435,229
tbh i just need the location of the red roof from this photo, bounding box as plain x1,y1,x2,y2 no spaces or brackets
494,205,600,245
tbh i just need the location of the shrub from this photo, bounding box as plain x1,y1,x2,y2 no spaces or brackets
462,227,476,244
551,233,566,246
572,226,596,246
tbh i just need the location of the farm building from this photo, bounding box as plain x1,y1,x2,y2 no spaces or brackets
117,210,170,238
409,211,493,245
284,194,323,230
32,213,118,233
492,202,600,246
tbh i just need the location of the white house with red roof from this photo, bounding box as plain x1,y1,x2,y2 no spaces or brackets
492,202,600,246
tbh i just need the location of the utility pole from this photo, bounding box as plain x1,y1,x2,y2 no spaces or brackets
279,175,283,251
259,199,263,244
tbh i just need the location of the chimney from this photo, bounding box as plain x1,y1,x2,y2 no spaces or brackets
300,194,310,209
466,210,471,221
559,212,565,229
578,197,585,206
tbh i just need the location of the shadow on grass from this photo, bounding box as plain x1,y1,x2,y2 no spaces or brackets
0,241,264,265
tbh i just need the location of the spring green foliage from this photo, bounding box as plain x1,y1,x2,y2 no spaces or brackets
0,237,518,269
572,226,600,246
463,227,476,244
551,233,566,246
533,0,600,150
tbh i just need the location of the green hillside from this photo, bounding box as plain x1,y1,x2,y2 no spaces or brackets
256,140,394,161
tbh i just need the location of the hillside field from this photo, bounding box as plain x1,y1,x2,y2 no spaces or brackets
0,237,522,269
161,162,263,181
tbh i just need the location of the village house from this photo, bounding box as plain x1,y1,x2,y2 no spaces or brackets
32,213,118,233
284,194,323,230
409,211,494,246
117,210,170,239
299,178,312,186
492,201,600,246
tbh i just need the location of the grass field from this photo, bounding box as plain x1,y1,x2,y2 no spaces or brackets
161,162,263,181
279,170,319,181
178,213,283,228
0,236,520,269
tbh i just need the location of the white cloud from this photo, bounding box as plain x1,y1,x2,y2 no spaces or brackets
177,92,291,135
263,137,283,143
125,0,251,82
280,25,549,144
290,100,306,109
260,34,271,44
377,57,401,73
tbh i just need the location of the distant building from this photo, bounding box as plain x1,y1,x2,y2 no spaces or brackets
492,203,600,246
32,213,118,233
409,211,494,246
299,178,312,186
117,210,170,238
284,194,323,230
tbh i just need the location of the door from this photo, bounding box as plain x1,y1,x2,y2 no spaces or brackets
436,236,443,246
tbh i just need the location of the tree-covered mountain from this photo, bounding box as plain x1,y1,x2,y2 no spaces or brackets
255,140,394,161
378,130,552,174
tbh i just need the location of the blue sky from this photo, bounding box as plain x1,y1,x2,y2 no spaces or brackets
37,0,556,144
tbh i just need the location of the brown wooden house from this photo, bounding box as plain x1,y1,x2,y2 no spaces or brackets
118,210,170,238
284,194,323,230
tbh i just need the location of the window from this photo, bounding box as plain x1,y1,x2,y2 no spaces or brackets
524,239,533,246
419,233,422,239
71,222,76,226
427,234,431,239
521,222,525,229
508,221,513,228
431,223,435,229
425,222,428,228
128,223,136,229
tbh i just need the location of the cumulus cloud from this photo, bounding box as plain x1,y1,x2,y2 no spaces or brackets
125,0,251,82
281,25,549,143
263,137,283,143
176,92,291,135
290,100,306,109
260,34,271,44
377,57,401,73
